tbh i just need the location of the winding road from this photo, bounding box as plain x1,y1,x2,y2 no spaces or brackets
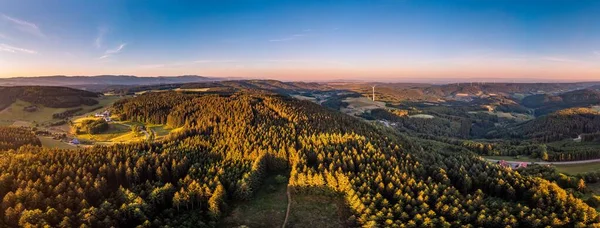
485,158,600,165
282,185,292,228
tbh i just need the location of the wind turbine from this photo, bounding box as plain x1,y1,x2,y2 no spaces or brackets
372,86,376,102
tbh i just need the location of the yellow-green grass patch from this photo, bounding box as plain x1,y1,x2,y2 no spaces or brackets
38,136,76,149
554,163,600,175
341,96,388,116
409,114,435,119
75,122,132,142
0,96,123,127
483,155,540,163
173,88,210,92
0,120,13,126
0,100,69,124
11,120,31,127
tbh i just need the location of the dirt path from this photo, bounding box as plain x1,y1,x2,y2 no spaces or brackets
116,122,150,140
282,185,292,228
485,158,600,165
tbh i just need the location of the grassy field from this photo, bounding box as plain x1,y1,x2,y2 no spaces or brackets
74,120,146,143
173,88,210,92
483,155,540,162
74,95,123,118
220,174,348,228
0,95,123,127
149,124,178,140
0,100,69,124
38,136,76,149
0,95,149,148
286,193,350,228
554,163,600,175
220,175,289,228
291,94,318,103
483,155,600,175
409,114,435,119
72,117,175,144
341,96,387,116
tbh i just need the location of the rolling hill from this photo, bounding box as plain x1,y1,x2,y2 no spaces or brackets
0,75,220,87
522,89,600,116
0,86,100,110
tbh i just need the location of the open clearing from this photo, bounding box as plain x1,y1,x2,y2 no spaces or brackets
470,111,533,122
11,120,31,127
173,88,211,92
72,117,174,145
74,120,145,144
409,114,435,119
483,155,540,163
0,95,122,129
554,163,600,175
38,136,76,149
220,175,289,228
221,174,349,228
0,96,124,149
286,193,350,228
0,100,70,124
341,96,387,116
291,94,317,103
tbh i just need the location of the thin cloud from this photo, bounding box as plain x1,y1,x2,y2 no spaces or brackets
269,32,310,42
0,33,8,40
94,27,108,48
257,59,350,66
106,43,126,54
139,64,166,69
541,56,577,63
139,58,349,69
0,43,37,54
140,60,236,68
99,43,126,59
1,14,45,38
194,60,236,64
594,51,600,56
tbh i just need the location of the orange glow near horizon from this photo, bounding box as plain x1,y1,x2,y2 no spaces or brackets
2,63,598,82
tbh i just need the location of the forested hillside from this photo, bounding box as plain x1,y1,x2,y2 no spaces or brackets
0,86,100,110
0,91,597,227
522,89,600,116
516,108,600,141
0,126,41,151
104,80,329,95
329,82,598,103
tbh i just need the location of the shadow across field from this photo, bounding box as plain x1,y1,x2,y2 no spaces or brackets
220,174,289,228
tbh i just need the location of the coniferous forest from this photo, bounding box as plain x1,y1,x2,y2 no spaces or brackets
0,91,599,227
0,127,41,151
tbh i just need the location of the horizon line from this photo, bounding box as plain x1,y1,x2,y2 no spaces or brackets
1,74,599,84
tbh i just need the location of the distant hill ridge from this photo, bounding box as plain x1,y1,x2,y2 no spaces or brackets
0,86,100,110
0,75,221,86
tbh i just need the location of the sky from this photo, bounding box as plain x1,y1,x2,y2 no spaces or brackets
0,0,599,81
